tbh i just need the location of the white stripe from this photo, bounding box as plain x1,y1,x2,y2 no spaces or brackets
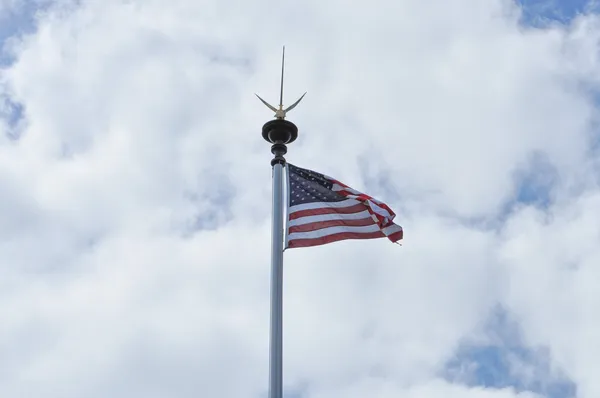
288,198,362,213
333,184,367,198
340,194,394,220
367,200,394,220
382,223,403,236
287,224,382,241
288,210,373,227
331,183,394,218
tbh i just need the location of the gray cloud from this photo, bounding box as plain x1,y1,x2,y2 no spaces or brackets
1,0,600,397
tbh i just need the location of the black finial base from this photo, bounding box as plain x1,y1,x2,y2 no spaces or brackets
262,119,298,166
262,119,298,144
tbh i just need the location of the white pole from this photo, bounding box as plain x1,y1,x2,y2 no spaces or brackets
268,161,285,398
258,46,302,398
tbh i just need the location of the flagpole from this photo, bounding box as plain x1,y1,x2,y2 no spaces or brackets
257,46,304,398
269,154,285,398
264,120,297,398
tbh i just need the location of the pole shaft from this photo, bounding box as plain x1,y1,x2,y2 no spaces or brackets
268,162,285,398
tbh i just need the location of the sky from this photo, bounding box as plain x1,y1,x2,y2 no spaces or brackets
1,0,599,397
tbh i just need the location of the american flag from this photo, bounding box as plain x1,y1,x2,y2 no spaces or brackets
285,163,403,249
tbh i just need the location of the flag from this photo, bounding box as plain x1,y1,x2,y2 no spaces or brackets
285,163,403,249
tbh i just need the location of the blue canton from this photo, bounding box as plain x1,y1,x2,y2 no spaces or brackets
287,164,346,206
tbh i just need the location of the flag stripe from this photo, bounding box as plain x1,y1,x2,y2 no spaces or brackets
287,224,382,241
287,198,361,212
288,210,372,227
287,231,387,248
332,183,396,220
381,223,403,237
341,194,394,220
288,216,377,233
288,203,367,221
287,224,404,247
387,230,404,242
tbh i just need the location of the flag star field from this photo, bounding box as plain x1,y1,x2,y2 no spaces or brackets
288,165,345,205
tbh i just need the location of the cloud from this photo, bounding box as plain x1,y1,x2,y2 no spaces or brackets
1,0,600,397
443,305,576,398
0,0,21,16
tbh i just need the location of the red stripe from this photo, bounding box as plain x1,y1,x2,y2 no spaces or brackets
331,179,348,188
332,180,396,218
337,189,372,201
288,217,376,233
332,180,375,201
287,231,386,248
387,229,403,242
377,203,396,218
288,203,366,221
335,190,396,221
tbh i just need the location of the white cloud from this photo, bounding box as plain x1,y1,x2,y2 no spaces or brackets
1,0,600,397
0,0,21,16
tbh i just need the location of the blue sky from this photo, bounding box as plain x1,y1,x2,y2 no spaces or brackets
2,1,600,397
519,0,594,25
442,3,589,397
0,1,40,65
443,306,577,398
